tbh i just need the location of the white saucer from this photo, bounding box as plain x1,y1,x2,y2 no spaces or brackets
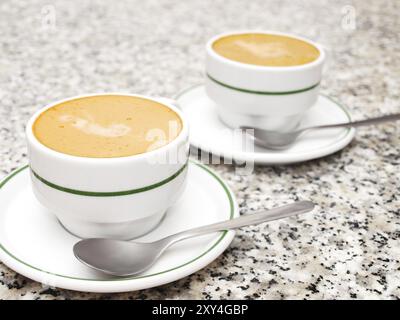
176,85,355,165
0,161,238,293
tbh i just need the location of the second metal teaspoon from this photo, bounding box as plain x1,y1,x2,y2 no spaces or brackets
242,113,400,150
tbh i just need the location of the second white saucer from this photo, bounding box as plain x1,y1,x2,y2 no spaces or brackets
176,85,355,165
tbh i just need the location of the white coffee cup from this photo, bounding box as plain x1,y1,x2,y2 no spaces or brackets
205,30,326,132
26,93,189,240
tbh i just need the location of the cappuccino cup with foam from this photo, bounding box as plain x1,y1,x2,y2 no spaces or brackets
205,31,326,132
26,93,189,240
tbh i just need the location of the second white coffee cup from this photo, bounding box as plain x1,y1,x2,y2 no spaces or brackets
205,30,326,132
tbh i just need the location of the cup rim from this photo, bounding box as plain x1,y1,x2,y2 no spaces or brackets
26,93,189,164
206,30,326,71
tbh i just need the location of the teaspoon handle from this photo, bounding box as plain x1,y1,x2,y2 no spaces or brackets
314,113,400,130
161,201,314,246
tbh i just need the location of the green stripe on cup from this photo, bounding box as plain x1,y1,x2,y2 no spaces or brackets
206,73,320,95
31,162,188,197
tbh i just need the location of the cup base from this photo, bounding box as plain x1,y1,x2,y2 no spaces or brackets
58,210,167,240
217,109,303,132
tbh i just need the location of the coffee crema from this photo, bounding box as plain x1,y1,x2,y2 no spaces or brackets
33,95,182,158
212,33,320,67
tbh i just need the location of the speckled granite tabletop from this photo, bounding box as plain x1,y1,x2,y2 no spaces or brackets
1,0,399,300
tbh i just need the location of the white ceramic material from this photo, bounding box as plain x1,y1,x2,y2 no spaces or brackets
0,161,238,293
176,85,356,165
205,30,326,131
26,93,190,240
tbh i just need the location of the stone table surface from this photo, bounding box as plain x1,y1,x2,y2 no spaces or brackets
0,0,399,300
